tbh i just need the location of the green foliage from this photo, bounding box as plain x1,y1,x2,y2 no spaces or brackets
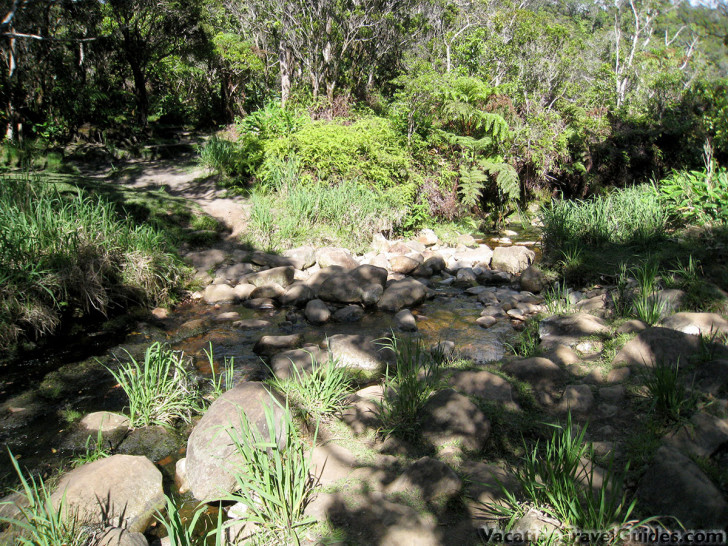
640,360,696,423
155,494,222,546
541,185,669,251
105,342,201,428
204,343,236,399
267,353,353,423
198,136,243,178
71,428,111,468
0,175,183,350
659,167,728,226
544,281,572,315
490,413,640,538
376,335,444,442
0,450,90,545
505,318,541,358
221,399,317,544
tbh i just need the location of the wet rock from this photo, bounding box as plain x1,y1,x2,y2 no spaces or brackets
332,305,365,322
491,246,535,275
612,327,728,368
325,334,395,371
282,246,316,270
203,284,236,304
305,299,331,324
270,346,331,380
476,316,497,328
432,341,456,360
213,311,240,322
394,309,417,332
520,265,546,293
241,266,295,289
637,445,728,528
557,384,594,414
232,319,270,329
279,282,315,306
477,291,499,305
117,426,179,463
253,334,303,356
250,283,285,299
454,267,478,287
95,527,149,546
186,382,285,500
175,458,189,494
481,306,507,319
377,278,428,312
243,297,276,309
420,389,490,452
387,457,462,501
388,255,420,274
448,370,513,404
51,455,164,533
316,247,358,269
660,312,728,336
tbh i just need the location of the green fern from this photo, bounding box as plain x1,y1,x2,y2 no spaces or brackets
458,165,488,208
479,158,520,201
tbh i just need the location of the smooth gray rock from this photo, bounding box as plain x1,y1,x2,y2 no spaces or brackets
377,278,428,312
491,246,535,275
394,309,417,332
305,299,331,324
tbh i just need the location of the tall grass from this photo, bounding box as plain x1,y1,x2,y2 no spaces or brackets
376,335,444,441
106,342,201,428
245,157,406,252
267,353,352,423
640,359,695,422
221,400,317,544
541,185,669,251
490,413,642,541
0,450,90,545
0,175,183,349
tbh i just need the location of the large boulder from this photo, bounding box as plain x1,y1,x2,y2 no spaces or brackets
539,313,610,349
660,312,728,336
316,247,358,269
324,334,395,371
350,265,388,288
253,334,303,356
502,357,565,391
388,255,420,275
203,284,236,304
50,455,164,533
491,246,535,275
317,272,362,303
241,266,295,289
453,246,493,268
520,265,546,293
419,389,490,452
305,299,331,324
186,382,286,500
377,278,428,312
282,246,317,270
637,445,728,528
612,327,728,368
269,346,331,380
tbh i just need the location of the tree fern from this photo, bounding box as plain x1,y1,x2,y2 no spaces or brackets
479,158,520,201
458,164,489,208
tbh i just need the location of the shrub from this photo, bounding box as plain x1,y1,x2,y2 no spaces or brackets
0,175,183,350
541,185,669,251
659,167,728,226
0,450,90,545
106,342,201,428
221,399,316,544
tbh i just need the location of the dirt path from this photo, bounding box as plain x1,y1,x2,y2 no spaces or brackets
78,139,250,239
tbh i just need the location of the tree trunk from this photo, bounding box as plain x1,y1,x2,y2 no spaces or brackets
129,58,148,127
279,40,291,108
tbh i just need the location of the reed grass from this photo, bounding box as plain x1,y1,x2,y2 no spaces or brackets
0,175,183,350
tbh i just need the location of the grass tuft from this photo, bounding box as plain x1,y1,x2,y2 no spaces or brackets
105,342,202,428
639,359,696,423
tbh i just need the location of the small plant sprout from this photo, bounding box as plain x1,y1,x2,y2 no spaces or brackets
71,427,111,468
204,342,236,399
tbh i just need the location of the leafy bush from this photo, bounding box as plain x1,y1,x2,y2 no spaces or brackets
541,185,669,251
660,167,728,226
268,353,352,423
0,175,183,350
0,450,90,546
198,135,243,178
106,342,201,428
221,400,316,544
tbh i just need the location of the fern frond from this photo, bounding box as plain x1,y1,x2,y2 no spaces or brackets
479,159,520,200
458,165,488,208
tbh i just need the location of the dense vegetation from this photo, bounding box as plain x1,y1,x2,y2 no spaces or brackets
2,0,728,219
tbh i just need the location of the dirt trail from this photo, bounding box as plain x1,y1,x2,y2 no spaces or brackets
79,139,250,239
